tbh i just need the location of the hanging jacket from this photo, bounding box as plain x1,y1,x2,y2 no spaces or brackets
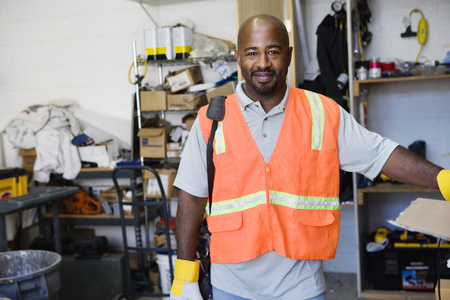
197,88,341,264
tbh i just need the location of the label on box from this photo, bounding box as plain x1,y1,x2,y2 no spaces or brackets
166,150,180,158
147,174,169,196
167,72,191,92
167,143,181,150
402,264,434,290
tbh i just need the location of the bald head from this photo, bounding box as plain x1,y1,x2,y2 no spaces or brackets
237,14,290,51
234,14,293,111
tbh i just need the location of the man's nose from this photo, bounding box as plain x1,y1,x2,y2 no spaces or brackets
257,54,271,69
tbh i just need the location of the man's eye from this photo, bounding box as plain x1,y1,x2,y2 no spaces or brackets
268,50,279,55
246,52,257,56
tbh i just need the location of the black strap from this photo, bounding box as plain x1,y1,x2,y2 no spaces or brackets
206,121,218,215
206,95,226,215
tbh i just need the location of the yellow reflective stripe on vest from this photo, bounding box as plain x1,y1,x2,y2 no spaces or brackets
206,191,266,216
304,90,325,150
269,190,340,210
214,121,226,155
206,190,339,216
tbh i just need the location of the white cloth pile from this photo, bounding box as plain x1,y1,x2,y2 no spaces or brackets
5,104,82,182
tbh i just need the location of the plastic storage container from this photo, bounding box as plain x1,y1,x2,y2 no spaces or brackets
0,168,28,200
367,245,450,291
0,250,62,300
156,252,176,300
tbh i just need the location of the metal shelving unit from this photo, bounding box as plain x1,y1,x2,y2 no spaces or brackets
346,1,450,298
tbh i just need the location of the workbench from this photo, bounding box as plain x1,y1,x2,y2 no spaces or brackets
0,186,80,253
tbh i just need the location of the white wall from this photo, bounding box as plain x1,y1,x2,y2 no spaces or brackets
359,0,450,169
0,0,236,167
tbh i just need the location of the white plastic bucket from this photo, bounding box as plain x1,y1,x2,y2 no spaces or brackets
156,253,176,298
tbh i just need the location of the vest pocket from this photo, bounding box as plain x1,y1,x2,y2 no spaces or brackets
296,210,335,226
208,211,242,233
212,151,239,197
209,212,246,263
293,210,336,257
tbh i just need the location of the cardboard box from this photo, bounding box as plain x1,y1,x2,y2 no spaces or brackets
18,148,36,173
78,145,110,168
143,168,176,198
206,81,235,102
182,113,196,131
99,186,127,203
167,93,207,110
388,197,450,241
166,66,203,93
436,279,450,300
99,186,132,215
166,143,181,158
140,91,168,111
138,119,173,158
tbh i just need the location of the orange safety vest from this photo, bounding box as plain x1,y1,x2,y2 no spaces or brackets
198,88,341,264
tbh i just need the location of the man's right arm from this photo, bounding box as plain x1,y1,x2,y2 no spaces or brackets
176,189,207,261
170,190,206,299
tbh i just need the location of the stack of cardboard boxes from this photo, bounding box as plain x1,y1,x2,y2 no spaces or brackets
138,65,235,160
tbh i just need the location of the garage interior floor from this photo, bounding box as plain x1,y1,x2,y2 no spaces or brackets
137,272,360,300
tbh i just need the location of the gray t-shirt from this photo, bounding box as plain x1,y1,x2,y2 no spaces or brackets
174,81,398,300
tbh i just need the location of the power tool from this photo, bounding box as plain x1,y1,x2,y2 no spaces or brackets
61,190,102,214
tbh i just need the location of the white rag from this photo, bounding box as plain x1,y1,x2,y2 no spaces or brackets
5,104,82,182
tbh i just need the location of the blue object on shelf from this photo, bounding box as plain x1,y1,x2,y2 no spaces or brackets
116,160,141,167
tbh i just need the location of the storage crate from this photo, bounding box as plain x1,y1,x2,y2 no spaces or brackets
367,244,450,291
0,168,28,200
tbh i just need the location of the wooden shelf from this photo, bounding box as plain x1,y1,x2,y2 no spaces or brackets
353,74,450,96
361,289,435,299
357,183,439,205
42,209,159,226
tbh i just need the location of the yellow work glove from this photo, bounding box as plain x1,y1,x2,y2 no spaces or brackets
437,170,450,201
170,259,203,300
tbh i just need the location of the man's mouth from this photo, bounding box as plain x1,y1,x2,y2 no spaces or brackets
252,71,274,83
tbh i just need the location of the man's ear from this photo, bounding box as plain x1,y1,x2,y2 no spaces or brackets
235,49,241,68
287,46,293,66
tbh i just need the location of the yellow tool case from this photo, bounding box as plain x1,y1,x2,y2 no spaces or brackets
0,168,28,200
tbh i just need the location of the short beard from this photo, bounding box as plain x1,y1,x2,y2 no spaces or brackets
252,81,277,95
248,69,278,95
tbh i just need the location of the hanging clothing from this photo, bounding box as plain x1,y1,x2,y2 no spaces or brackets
301,14,348,109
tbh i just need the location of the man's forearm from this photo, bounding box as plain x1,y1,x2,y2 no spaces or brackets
176,189,207,261
381,145,443,189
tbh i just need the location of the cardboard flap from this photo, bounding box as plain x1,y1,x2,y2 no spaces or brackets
388,197,450,241
141,117,171,128
182,113,197,123
138,128,164,137
19,148,37,156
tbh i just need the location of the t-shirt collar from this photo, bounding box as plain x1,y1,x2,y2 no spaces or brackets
235,81,290,112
